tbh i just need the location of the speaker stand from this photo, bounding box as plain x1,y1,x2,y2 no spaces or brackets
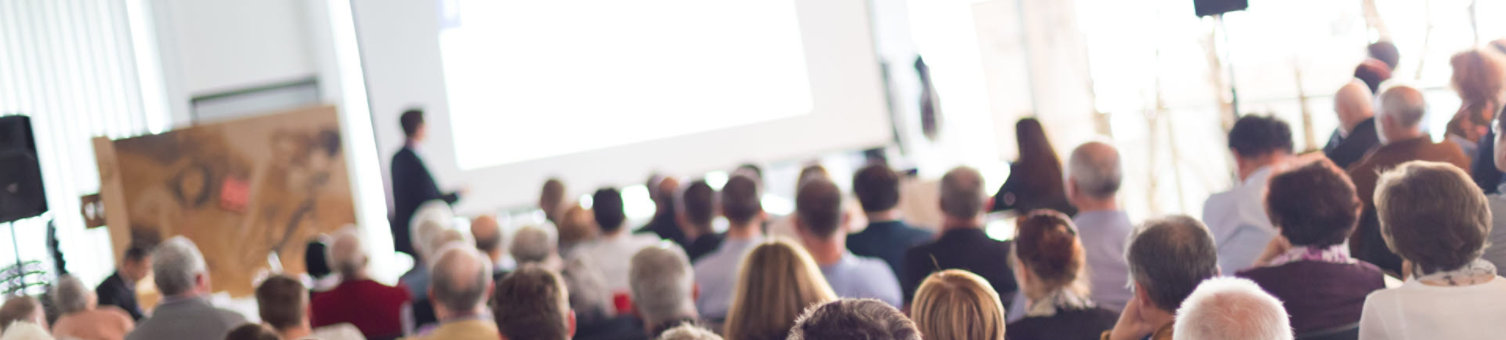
5,220,21,290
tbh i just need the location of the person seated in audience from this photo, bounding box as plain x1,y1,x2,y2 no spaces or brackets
224,324,279,340
723,240,837,340
49,274,133,340
409,228,472,332
562,255,644,340
768,164,869,242
493,264,576,340
1349,85,1471,275
556,204,599,257
694,174,766,324
575,188,661,296
1445,49,1506,166
1236,159,1384,337
1484,116,1506,268
1354,58,1392,94
1102,216,1219,340
1360,161,1506,340
0,296,45,334
903,167,1019,311
1064,141,1134,311
470,215,513,279
1324,80,1381,169
845,164,933,280
993,118,1076,216
126,237,247,340
658,323,722,340
311,229,411,339
1204,114,1292,274
540,178,568,224
96,243,151,321
255,275,363,340
630,244,701,338
1006,211,1119,340
677,180,723,262
399,200,456,303
640,175,688,247
305,238,339,292
794,178,903,307
787,299,921,340
0,321,53,340
1173,277,1293,340
510,224,562,271
406,245,499,340
911,270,1006,340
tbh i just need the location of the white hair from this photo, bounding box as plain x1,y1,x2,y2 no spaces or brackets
657,323,723,340
49,275,92,314
629,243,696,326
409,200,455,258
510,224,559,264
429,244,493,313
1068,141,1122,199
152,236,208,297
326,227,367,277
425,228,473,267
1377,84,1427,135
0,322,52,340
1173,277,1293,340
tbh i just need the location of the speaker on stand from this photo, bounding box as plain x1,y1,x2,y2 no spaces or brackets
1193,0,1249,121
0,115,49,288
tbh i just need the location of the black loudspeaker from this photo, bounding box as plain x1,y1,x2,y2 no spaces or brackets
0,115,47,223
1194,0,1247,17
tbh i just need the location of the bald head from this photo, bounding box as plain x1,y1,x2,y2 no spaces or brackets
1067,142,1122,201
939,167,986,219
430,245,494,315
327,229,367,278
471,215,504,261
1377,85,1428,144
1335,80,1375,134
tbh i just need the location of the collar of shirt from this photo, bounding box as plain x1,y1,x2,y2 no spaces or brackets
1416,259,1498,286
1025,288,1096,318
1266,244,1358,267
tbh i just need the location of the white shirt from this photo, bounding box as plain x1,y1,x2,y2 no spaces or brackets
1203,166,1278,274
574,232,661,293
1359,277,1506,340
303,324,366,340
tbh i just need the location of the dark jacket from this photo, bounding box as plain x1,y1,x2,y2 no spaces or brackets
991,162,1076,217
847,220,934,280
902,228,1018,309
1347,137,1470,274
1237,260,1386,335
390,146,458,256
1323,118,1381,169
95,272,143,321
1006,307,1119,340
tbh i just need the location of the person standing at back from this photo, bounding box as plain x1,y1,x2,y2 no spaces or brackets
846,164,933,281
96,244,151,321
793,178,903,307
390,109,463,257
1063,141,1134,311
1204,115,1292,273
903,167,1019,311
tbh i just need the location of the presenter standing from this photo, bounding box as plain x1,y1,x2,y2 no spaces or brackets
390,109,463,256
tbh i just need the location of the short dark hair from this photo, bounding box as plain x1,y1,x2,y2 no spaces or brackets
796,178,843,238
1227,115,1293,158
678,180,716,229
1376,161,1491,274
123,244,152,263
788,299,921,340
1126,215,1219,312
1368,40,1400,70
494,264,571,340
853,164,901,213
400,109,425,138
226,324,280,340
721,174,763,225
592,188,626,233
255,275,307,331
1267,159,1360,247
0,296,39,333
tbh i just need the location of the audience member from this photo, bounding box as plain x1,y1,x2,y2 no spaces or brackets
676,180,723,262
0,297,45,333
640,175,688,247
406,245,499,340
903,167,1019,310
399,200,456,302
794,178,903,307
723,240,836,340
1369,40,1400,71
1102,216,1219,340
556,204,599,256
305,238,338,292
470,215,513,279
1324,80,1381,169
1204,114,1292,273
1354,58,1393,94
311,229,411,339
493,264,575,340
1063,141,1134,311
390,108,462,257
768,164,844,241
1349,85,1471,275
510,224,562,271
255,275,363,340
993,118,1076,216
1236,159,1384,336
1485,116,1506,268
96,244,150,321
1172,277,1293,340
575,188,661,295
126,237,246,340
562,255,643,340
694,174,766,323
49,274,133,340
1006,211,1119,340
845,164,933,280
911,270,1006,340
224,324,279,340
630,244,700,338
409,228,472,331
540,178,568,224
0,321,52,340
1360,161,1506,339
787,299,920,340
657,323,722,340
1445,49,1506,164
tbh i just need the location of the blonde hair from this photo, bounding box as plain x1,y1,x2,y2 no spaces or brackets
723,239,836,340
912,270,1006,340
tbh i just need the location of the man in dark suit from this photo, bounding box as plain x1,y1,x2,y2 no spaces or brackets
96,244,151,321
1324,80,1381,169
846,163,932,280
390,109,462,256
901,167,1018,311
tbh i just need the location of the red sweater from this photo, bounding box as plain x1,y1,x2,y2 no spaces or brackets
311,279,412,338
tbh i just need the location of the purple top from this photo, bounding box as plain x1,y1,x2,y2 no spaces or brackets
1237,259,1386,334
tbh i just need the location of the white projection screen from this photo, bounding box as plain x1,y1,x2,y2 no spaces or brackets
355,0,891,211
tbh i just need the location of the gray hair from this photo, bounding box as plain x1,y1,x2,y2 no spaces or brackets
1126,215,1219,312
789,299,921,340
1378,84,1427,130
1067,142,1122,199
629,243,695,326
409,200,455,258
153,236,208,297
326,228,366,277
939,167,986,219
50,274,92,314
510,224,559,264
561,255,615,323
1173,277,1293,340
657,323,722,340
429,244,493,313
425,228,472,267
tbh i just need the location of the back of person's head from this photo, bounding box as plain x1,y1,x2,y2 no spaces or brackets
1450,49,1506,107
153,236,208,297
795,178,843,239
1375,161,1491,275
1067,142,1122,200
939,167,986,220
630,243,696,328
541,178,567,215
912,270,1006,340
592,188,627,233
721,174,764,226
400,108,424,138
556,204,599,249
735,163,764,184
494,264,573,340
410,199,456,258
1013,210,1086,297
225,323,280,340
1266,159,1360,247
255,275,307,332
304,240,331,280
560,256,614,325
0,321,51,340
50,274,93,315
430,244,493,313
725,240,836,340
1126,215,1219,312
1377,85,1428,133
853,164,902,213
0,297,42,333
1369,41,1400,70
658,323,723,340
677,179,716,230
471,215,505,259
797,164,831,187
788,299,921,340
327,228,366,278
1227,115,1293,158
1173,277,1293,340
425,229,472,267
1335,80,1376,127
511,224,559,264
1014,118,1058,164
